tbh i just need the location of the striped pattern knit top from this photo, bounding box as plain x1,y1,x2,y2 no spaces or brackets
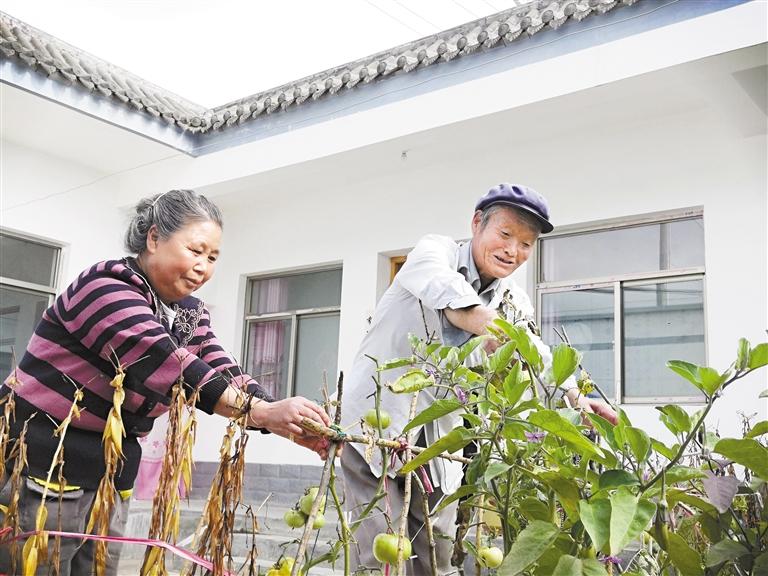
0,258,273,490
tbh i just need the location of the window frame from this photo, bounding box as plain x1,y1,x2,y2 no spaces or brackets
242,264,342,398
534,207,707,405
0,227,63,297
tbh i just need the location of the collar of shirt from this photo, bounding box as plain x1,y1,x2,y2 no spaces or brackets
457,240,500,296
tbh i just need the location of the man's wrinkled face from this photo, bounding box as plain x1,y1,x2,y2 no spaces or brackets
471,206,539,285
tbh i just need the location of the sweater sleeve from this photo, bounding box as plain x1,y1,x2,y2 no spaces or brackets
190,307,275,404
53,265,230,414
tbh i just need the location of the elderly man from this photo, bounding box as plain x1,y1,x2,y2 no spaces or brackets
339,183,616,574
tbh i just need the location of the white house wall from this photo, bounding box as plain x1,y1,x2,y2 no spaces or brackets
0,140,125,281
0,1,765,467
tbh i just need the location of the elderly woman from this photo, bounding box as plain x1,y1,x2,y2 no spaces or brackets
0,189,332,575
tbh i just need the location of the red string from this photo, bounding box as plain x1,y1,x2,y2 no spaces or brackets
0,528,230,575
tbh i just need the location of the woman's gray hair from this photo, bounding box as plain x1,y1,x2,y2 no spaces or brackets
124,189,223,254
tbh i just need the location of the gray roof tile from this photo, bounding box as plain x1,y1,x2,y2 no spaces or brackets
0,0,637,134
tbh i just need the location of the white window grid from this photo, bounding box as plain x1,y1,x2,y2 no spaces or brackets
534,208,706,405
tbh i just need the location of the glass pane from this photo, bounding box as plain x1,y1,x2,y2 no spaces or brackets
293,314,340,402
0,286,50,379
541,288,615,399
540,218,704,283
248,269,342,315
623,280,705,399
0,234,58,287
245,319,292,400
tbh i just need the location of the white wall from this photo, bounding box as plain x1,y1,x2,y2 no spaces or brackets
0,140,125,285
192,55,766,463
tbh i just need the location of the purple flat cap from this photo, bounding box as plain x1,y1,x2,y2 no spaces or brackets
474,183,554,234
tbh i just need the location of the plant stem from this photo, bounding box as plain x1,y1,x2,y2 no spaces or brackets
299,418,471,465
396,392,419,576
293,374,345,576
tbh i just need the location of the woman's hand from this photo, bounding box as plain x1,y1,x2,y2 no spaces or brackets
249,396,340,459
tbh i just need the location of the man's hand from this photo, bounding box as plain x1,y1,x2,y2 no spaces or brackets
564,388,619,425
443,305,501,353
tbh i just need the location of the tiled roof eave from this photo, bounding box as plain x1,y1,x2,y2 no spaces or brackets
0,0,638,135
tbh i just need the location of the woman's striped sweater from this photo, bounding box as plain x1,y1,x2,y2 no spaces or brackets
0,259,272,489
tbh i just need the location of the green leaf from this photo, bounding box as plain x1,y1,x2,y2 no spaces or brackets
666,532,704,576
608,487,657,555
714,438,768,479
753,552,768,575
465,443,490,485
550,556,608,576
705,539,749,567
598,470,640,491
484,461,512,484
587,413,619,453
520,497,551,522
503,362,527,407
400,427,474,474
528,410,605,460
377,356,415,371
551,344,581,387
666,489,718,516
462,413,482,427
489,341,518,373
666,360,701,386
388,369,435,393
666,360,729,397
697,366,730,396
624,426,651,463
493,319,544,372
538,472,581,521
433,484,478,514
580,559,609,576
749,342,768,369
650,438,677,460
579,499,611,554
656,405,692,435
401,399,463,435
459,336,485,363
665,466,708,485
746,420,768,439
497,521,560,576
735,338,750,370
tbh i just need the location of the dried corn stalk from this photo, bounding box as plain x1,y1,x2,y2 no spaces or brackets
4,417,31,575
0,362,20,482
87,362,127,576
142,374,199,576
185,388,249,576
24,385,84,576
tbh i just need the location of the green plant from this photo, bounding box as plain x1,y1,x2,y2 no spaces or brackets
379,329,767,575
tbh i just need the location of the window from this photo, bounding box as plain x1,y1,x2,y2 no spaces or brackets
0,230,62,379
243,267,342,401
536,210,706,403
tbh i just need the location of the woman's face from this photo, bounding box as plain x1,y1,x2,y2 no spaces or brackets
141,219,222,303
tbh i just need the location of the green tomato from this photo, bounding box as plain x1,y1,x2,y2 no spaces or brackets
478,546,504,569
277,557,297,576
312,513,326,529
372,533,412,564
283,508,307,529
299,487,326,516
364,408,392,429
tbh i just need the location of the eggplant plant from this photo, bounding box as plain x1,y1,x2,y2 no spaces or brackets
380,324,768,576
